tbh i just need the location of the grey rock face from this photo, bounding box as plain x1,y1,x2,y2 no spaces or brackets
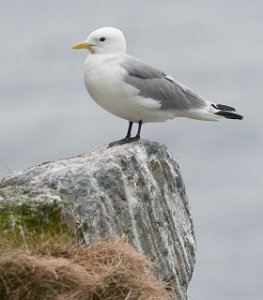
0,140,195,300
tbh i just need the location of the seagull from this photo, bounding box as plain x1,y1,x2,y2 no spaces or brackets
73,27,243,146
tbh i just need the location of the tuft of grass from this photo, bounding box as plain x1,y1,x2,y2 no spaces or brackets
0,236,172,300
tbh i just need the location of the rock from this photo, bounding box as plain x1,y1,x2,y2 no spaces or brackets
0,140,195,300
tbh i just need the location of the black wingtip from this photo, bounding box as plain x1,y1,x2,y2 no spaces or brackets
215,111,243,120
216,104,236,112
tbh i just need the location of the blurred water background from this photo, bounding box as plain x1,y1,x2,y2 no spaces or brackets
1,1,263,299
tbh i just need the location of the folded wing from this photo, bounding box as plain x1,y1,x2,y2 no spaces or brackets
122,55,207,111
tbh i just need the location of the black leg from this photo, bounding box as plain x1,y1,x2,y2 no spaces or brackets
126,121,133,138
135,120,143,138
108,120,142,148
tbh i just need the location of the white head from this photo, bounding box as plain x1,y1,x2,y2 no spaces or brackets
72,27,126,55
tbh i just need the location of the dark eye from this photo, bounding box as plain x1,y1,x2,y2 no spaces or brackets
99,37,106,42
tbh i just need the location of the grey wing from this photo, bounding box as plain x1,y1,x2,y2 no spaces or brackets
122,55,207,110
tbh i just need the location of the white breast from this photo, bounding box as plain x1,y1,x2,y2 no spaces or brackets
83,54,173,123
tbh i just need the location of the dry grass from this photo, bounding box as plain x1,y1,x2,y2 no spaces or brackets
0,236,171,300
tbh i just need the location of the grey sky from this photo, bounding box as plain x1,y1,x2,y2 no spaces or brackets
1,1,263,299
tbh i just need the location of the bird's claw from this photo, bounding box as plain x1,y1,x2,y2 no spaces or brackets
107,136,140,148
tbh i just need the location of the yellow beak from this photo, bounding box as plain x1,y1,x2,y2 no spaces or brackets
72,41,92,49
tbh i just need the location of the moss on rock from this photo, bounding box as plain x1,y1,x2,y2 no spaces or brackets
0,200,74,253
